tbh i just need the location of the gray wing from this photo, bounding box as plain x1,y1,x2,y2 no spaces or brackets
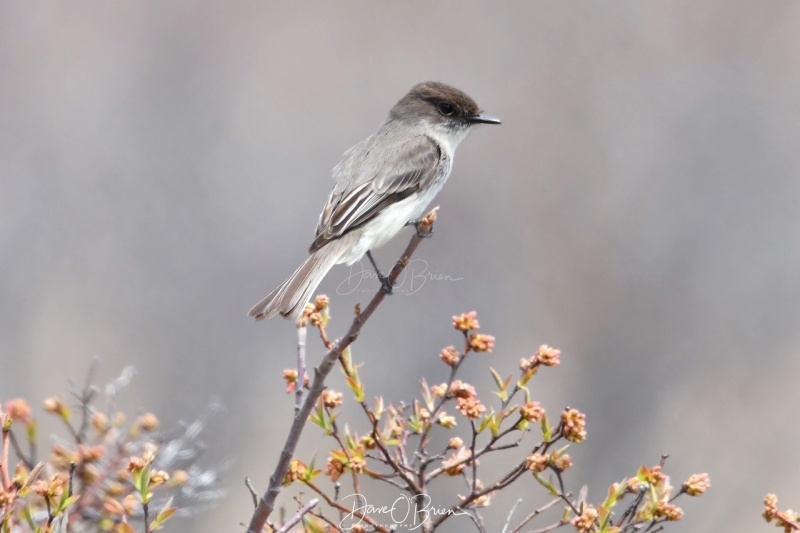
309,135,441,253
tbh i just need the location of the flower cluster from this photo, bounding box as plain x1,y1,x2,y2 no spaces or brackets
763,493,799,532
562,408,587,443
276,300,708,533
0,369,222,532
571,504,598,532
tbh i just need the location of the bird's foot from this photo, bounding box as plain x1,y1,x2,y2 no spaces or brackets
378,274,394,295
406,219,435,238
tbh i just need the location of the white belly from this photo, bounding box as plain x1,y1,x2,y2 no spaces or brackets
337,180,444,265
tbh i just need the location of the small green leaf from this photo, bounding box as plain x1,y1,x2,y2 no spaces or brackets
57,494,80,513
304,515,326,533
23,504,36,528
518,367,538,387
533,472,558,496
344,430,356,451
345,374,364,403
541,414,552,441
477,410,495,434
419,378,433,410
489,367,504,389
372,396,385,419
26,421,37,443
134,467,150,497
561,506,572,521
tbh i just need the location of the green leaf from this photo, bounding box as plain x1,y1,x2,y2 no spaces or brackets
533,472,558,496
152,507,177,530
26,421,37,443
22,462,45,489
344,430,356,451
345,373,364,403
489,367,505,390
419,378,434,411
372,396,385,419
598,504,612,529
477,410,495,434
309,402,331,433
561,506,572,521
304,515,326,533
518,367,538,387
341,346,353,373
23,504,36,528
541,414,552,441
57,494,80,513
134,467,150,497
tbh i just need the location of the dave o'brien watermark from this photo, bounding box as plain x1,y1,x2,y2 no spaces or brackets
338,492,469,530
336,258,462,296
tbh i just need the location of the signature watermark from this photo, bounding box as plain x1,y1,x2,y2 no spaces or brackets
336,259,462,296
338,492,469,531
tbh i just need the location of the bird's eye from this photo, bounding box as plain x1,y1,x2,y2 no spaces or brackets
438,102,454,116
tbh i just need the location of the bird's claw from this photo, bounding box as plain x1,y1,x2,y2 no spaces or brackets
406,219,434,238
379,275,394,295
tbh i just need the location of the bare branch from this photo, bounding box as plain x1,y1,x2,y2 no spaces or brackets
276,498,318,533
245,208,439,533
295,326,307,413
244,477,258,509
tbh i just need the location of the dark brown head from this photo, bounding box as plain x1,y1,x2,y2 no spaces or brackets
389,81,501,130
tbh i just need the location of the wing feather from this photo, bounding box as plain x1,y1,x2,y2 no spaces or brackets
309,135,440,253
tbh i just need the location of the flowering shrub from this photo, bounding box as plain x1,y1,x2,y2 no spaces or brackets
0,367,222,532
270,301,710,532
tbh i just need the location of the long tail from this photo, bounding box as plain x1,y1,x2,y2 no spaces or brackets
248,247,341,322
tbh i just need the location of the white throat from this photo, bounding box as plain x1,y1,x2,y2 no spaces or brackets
426,122,471,157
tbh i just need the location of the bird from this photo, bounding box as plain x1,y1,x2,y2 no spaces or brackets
249,81,500,322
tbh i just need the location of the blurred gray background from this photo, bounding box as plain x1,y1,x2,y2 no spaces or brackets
2,2,799,531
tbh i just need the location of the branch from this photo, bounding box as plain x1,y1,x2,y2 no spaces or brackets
1,423,11,491
507,497,562,533
304,481,391,533
295,326,307,412
7,429,35,470
245,208,439,533
276,498,318,533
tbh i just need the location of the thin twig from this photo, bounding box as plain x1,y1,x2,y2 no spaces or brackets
304,481,391,532
470,420,478,493
308,508,339,530
0,424,11,491
554,470,580,516
432,462,528,528
529,519,569,533
71,359,99,444
68,462,77,496
464,508,487,532
245,477,259,508
501,498,523,533
276,498,319,533
143,500,150,533
7,429,35,470
295,326,307,413
508,497,561,533
245,208,439,533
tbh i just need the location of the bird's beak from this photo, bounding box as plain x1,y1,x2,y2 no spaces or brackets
467,113,501,125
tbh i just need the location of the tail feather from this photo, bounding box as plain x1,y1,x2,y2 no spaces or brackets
249,248,340,322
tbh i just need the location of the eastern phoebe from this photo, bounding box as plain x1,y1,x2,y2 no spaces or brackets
249,81,500,321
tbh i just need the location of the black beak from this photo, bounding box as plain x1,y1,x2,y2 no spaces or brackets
467,113,502,125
